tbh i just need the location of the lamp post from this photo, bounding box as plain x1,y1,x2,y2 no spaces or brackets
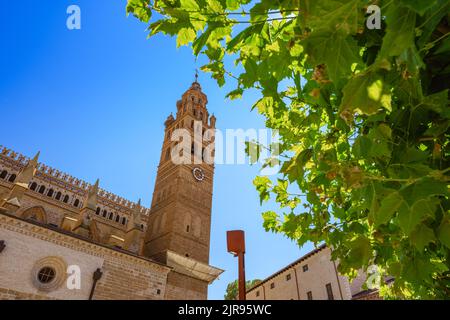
227,230,246,301
88,268,103,300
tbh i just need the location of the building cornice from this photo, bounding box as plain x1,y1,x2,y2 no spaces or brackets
0,145,150,216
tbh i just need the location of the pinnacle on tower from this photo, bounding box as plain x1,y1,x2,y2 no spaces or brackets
15,151,40,187
83,179,99,210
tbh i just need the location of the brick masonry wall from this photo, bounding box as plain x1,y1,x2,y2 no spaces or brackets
0,214,170,300
165,271,208,300
0,287,54,300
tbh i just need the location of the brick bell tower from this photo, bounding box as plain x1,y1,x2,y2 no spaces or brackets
143,76,222,299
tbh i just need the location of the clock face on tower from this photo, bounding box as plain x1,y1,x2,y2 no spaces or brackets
192,167,205,181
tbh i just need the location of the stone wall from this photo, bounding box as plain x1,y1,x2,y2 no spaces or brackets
0,213,170,300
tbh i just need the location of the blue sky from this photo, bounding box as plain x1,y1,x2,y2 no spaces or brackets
0,0,313,299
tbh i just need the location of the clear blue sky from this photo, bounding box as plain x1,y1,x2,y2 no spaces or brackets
0,0,313,299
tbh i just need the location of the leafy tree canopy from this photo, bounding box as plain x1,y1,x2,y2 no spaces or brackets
127,0,450,299
224,279,262,300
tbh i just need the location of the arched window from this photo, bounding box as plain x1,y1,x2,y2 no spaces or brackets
186,225,190,233
191,96,194,101
108,212,114,220
63,195,69,203
96,207,100,215
191,120,194,129
47,189,54,198
73,199,80,207
191,143,195,155
8,174,16,182
115,215,120,223
30,182,38,191
22,206,47,224
0,170,7,179
193,109,197,116
200,112,203,120
102,210,107,218
121,217,127,225
38,186,46,194
55,192,62,201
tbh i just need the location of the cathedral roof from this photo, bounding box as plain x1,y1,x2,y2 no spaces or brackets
0,145,150,216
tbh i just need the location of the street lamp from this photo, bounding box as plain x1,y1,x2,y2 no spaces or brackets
88,268,103,300
227,230,246,301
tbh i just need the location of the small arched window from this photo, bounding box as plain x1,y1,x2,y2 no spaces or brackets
200,112,203,120
8,174,16,182
191,120,194,129
30,182,38,191
0,170,7,179
102,210,107,218
63,195,69,203
55,192,62,201
47,189,54,198
115,215,120,223
186,225,190,233
191,96,194,101
96,207,100,215
38,186,46,194
73,199,80,207
121,217,127,225
108,212,114,220
193,109,197,116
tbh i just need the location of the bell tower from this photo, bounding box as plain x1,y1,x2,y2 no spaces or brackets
143,77,216,266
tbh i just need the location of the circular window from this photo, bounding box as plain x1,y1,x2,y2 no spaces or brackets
31,256,67,292
37,267,56,284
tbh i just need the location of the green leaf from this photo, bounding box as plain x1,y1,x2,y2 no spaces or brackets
397,199,437,235
346,236,372,268
340,71,392,118
375,192,403,227
437,217,450,249
299,0,360,34
180,0,200,11
226,0,241,11
410,224,435,251
398,0,437,16
253,176,272,204
262,211,279,232
303,29,362,83
225,87,244,100
378,6,416,58
245,141,261,164
177,27,197,47
281,148,313,183
193,29,212,55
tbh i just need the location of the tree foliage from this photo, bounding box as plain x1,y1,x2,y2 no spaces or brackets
127,0,450,299
224,279,262,300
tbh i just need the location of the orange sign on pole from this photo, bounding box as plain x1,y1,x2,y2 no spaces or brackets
227,230,246,301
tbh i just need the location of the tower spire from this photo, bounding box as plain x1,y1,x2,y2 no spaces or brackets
194,69,199,83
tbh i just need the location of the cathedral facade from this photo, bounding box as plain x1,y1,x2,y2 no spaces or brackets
0,81,223,300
